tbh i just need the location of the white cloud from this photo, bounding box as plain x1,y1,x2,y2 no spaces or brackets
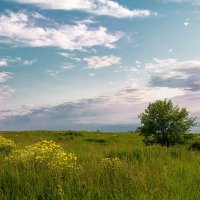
75,18,97,25
145,58,200,91
0,57,21,67
71,57,81,62
0,59,8,67
0,56,36,67
23,59,36,65
46,62,74,76
135,60,141,65
184,22,189,26
146,58,200,70
84,55,121,69
89,73,96,76
10,0,152,19
0,72,12,82
163,0,200,5
57,52,72,58
118,84,185,104
184,18,190,26
0,86,15,104
61,63,74,70
46,69,61,77
0,11,122,50
168,48,173,53
57,52,82,62
146,58,200,74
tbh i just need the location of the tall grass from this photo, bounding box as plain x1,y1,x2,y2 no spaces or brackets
0,131,199,200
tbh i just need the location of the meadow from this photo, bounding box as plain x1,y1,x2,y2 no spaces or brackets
0,130,199,200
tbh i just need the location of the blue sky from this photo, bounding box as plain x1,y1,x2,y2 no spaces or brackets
0,0,200,131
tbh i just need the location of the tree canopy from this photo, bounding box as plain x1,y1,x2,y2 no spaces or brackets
138,99,196,147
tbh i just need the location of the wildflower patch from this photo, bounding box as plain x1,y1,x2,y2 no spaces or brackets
5,140,78,170
0,135,16,153
100,157,122,169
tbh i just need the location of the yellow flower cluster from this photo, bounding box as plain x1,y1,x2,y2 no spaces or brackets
101,157,122,169
0,135,16,153
6,140,77,170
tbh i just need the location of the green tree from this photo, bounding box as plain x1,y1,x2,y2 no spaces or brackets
138,99,196,147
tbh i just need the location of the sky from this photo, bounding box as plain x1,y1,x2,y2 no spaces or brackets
0,0,200,132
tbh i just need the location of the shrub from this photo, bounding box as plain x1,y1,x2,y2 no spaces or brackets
0,135,16,153
84,138,107,143
5,140,78,170
63,131,83,137
189,141,200,151
138,99,196,147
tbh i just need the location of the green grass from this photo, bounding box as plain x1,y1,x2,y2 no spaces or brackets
0,131,199,200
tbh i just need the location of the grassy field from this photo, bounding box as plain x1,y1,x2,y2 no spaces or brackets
0,131,199,200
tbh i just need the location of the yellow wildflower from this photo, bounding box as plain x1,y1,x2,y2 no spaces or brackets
0,135,16,153
5,140,78,170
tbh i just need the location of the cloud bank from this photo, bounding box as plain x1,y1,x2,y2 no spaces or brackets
0,84,192,131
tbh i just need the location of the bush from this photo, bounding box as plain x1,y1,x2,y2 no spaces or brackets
189,141,200,151
0,135,16,153
84,138,107,143
5,140,78,170
63,131,83,136
138,99,196,147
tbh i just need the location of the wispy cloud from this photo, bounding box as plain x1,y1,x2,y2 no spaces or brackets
0,57,21,67
84,55,121,69
146,58,200,91
57,52,81,62
0,10,122,50
0,86,15,103
46,62,74,76
88,73,96,77
46,69,61,77
57,52,73,58
184,18,190,26
9,0,152,18
0,59,8,67
23,59,36,65
0,72,12,82
61,63,74,70
0,56,36,67
168,48,173,53
162,0,200,5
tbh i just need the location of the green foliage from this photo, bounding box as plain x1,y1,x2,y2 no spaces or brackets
190,141,200,151
0,131,199,200
84,138,108,143
63,131,83,137
138,99,196,147
106,149,142,161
